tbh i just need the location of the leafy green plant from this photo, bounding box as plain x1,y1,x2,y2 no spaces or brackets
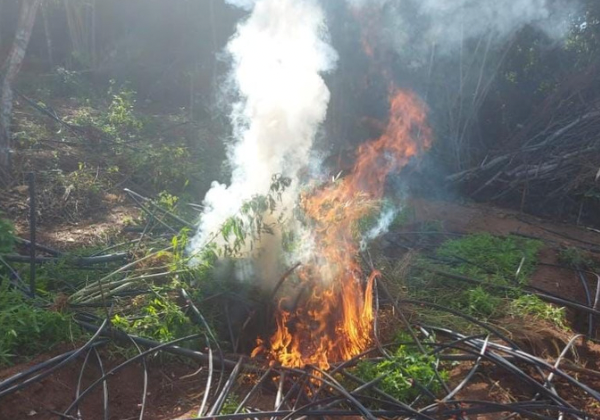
0,215,15,254
463,286,502,318
106,81,142,132
353,340,448,403
220,395,241,415
209,175,291,258
126,144,195,191
436,233,543,286
111,292,193,343
0,285,78,366
509,294,568,330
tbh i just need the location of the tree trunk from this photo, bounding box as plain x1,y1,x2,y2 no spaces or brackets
0,0,42,174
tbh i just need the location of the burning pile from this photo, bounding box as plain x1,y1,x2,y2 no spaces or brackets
193,0,431,371
253,88,431,369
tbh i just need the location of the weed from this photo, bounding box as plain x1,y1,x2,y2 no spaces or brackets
106,80,143,135
436,233,542,286
509,294,568,330
126,144,195,192
111,292,194,344
220,395,241,415
404,234,544,323
559,247,596,270
391,205,417,228
0,215,15,254
0,285,79,366
353,337,448,403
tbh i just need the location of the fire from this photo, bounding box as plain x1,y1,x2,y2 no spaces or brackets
252,88,431,370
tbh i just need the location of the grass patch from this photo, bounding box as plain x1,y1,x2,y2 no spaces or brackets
436,233,542,286
509,294,568,330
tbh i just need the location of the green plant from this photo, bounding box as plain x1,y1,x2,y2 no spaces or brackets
0,215,15,254
353,340,448,403
463,286,502,318
111,292,193,343
122,143,195,192
220,395,241,415
0,285,78,366
559,247,596,269
436,233,543,286
509,294,568,330
105,80,143,136
209,175,291,258
405,234,545,325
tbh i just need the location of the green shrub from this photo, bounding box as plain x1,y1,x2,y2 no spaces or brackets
0,286,77,366
353,340,448,403
111,293,193,343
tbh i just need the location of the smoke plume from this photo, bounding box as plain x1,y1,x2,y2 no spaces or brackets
190,0,336,273
349,0,578,66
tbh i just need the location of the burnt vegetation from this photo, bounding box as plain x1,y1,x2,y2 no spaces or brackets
1,1,600,419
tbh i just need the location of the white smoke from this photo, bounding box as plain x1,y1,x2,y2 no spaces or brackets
190,0,336,269
349,0,579,66
360,205,398,251
223,0,256,11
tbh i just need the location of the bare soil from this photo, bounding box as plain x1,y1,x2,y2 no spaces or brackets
0,346,205,420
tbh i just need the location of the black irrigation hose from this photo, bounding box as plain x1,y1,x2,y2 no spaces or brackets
14,237,63,257
75,318,247,371
198,335,213,417
402,308,568,408
233,367,273,414
121,332,149,420
413,265,600,318
93,347,110,420
62,333,203,416
0,341,106,392
210,357,243,415
0,318,109,398
74,347,109,420
397,299,521,349
423,399,593,419
424,325,600,405
178,401,595,420
443,335,490,402
1,252,129,266
310,366,429,420
577,269,594,336
180,288,226,402
125,191,179,234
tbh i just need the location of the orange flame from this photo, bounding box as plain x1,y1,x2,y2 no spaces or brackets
253,87,431,369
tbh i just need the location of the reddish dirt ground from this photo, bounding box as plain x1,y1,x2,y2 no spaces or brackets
0,346,205,420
